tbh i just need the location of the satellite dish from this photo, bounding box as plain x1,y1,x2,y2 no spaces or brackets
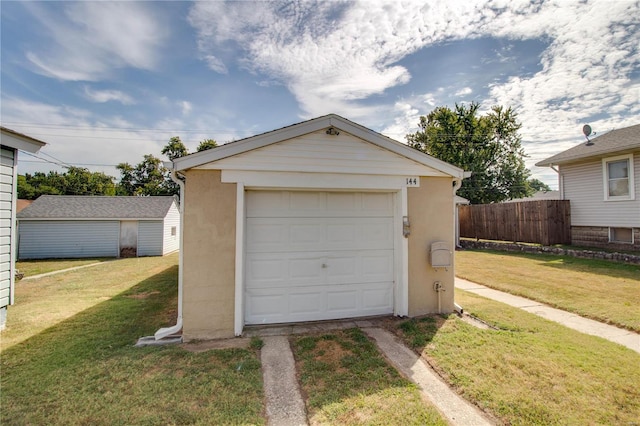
583,124,594,146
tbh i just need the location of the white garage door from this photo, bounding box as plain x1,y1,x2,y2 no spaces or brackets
245,191,395,324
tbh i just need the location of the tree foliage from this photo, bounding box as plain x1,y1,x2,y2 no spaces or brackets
406,103,531,204
197,139,218,152
161,136,188,161
17,167,116,200
526,178,552,193
116,155,177,196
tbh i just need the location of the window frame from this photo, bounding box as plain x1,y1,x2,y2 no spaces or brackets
609,227,634,244
602,154,635,201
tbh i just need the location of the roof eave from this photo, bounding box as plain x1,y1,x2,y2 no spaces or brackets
1,127,47,153
172,114,466,179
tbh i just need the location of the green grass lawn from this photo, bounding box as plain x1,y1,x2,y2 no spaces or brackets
1,255,265,425
291,329,447,426
456,249,640,332
391,291,640,425
16,257,112,277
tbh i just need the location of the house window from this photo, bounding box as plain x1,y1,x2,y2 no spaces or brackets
171,226,177,236
609,227,633,244
603,154,634,200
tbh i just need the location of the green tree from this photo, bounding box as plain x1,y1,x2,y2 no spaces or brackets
197,138,218,152
406,102,531,204
161,136,188,160
116,155,178,196
527,178,552,193
17,168,115,199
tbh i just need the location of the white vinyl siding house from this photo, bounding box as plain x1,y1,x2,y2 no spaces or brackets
0,148,16,318
562,155,640,228
537,124,640,250
17,196,180,259
1,127,47,330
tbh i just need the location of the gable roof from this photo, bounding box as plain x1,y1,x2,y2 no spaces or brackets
1,126,47,153
536,124,640,167
17,195,177,220
172,114,465,179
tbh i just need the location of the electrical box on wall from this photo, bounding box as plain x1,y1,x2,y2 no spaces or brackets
430,241,452,269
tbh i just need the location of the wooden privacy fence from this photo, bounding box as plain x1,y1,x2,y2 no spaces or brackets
458,200,571,246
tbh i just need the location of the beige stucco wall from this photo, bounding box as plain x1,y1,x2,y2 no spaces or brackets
182,169,237,340
180,169,456,339
407,177,455,316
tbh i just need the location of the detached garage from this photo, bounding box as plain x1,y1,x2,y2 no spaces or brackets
158,114,466,341
17,195,180,259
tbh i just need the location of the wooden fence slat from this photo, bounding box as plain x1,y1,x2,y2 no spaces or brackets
459,200,571,245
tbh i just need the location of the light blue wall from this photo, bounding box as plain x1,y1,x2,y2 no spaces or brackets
18,220,120,259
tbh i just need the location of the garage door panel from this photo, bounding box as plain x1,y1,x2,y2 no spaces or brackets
245,190,395,325
327,290,358,311
289,292,323,315
362,284,394,309
247,217,392,252
247,191,393,218
246,282,393,324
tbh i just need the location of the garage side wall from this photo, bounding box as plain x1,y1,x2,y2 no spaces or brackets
182,170,237,340
137,221,163,256
407,177,455,316
18,220,119,259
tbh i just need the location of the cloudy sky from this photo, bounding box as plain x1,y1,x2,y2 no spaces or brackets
2,0,639,189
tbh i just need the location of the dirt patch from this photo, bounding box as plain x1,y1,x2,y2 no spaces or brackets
314,338,351,372
181,338,251,352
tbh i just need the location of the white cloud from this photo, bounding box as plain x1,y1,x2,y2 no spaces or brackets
188,0,639,154
188,1,488,121
455,87,473,97
83,86,135,105
178,101,193,116
23,2,167,81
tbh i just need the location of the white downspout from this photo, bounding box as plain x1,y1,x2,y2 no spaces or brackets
154,169,185,340
550,165,563,199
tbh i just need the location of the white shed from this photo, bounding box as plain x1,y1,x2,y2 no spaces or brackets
17,195,180,259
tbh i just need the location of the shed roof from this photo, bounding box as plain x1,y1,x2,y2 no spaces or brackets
17,195,177,220
172,114,465,179
536,124,640,167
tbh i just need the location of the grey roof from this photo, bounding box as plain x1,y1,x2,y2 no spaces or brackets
536,124,640,167
17,195,177,219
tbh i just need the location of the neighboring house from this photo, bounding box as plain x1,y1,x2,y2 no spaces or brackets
536,124,640,250
1,126,47,330
503,190,560,203
17,195,180,259
155,114,467,341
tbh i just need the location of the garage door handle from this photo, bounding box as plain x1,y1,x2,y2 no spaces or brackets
322,263,328,268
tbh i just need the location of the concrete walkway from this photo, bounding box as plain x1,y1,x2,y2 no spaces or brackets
261,336,308,426
364,328,494,426
20,261,111,281
256,321,497,426
456,277,640,354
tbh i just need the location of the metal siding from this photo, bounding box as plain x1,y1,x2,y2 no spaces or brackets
137,221,163,256
18,221,120,259
162,203,180,254
0,148,14,309
562,155,640,227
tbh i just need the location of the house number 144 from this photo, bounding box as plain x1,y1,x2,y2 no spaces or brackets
405,177,420,187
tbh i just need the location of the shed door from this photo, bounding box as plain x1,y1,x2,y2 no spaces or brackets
245,191,394,325
119,221,138,257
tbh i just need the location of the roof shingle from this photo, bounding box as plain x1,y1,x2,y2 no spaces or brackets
17,195,177,219
536,124,640,167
